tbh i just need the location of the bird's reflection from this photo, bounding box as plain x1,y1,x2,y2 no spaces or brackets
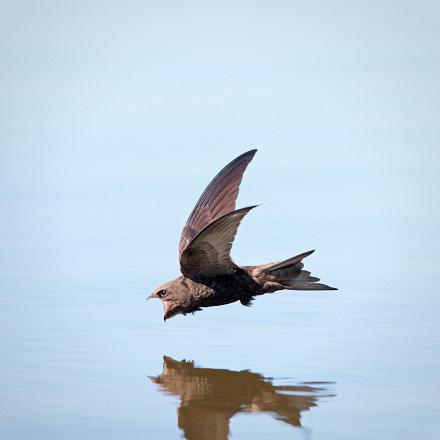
149,356,336,440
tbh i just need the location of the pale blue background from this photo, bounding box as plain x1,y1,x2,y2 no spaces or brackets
1,1,439,439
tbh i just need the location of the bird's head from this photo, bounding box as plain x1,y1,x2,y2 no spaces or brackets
148,277,191,321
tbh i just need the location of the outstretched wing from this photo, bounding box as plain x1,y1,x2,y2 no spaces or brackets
180,206,256,280
178,149,257,256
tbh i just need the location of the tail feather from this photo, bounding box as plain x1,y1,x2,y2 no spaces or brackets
284,281,337,291
265,250,315,271
262,250,337,291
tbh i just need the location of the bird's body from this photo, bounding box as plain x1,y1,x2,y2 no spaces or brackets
149,150,336,320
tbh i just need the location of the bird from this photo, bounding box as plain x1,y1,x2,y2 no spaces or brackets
149,149,336,320
149,356,335,440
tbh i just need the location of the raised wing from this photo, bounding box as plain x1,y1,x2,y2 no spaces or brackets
178,149,257,256
180,206,256,280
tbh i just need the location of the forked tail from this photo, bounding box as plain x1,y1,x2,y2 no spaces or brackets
261,250,337,291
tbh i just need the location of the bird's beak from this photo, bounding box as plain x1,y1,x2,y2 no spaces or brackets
148,292,157,300
147,375,162,384
163,309,172,321
163,304,180,321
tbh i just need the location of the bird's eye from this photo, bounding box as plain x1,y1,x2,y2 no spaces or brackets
157,289,167,298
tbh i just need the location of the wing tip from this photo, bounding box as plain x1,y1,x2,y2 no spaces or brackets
235,205,259,214
236,148,258,162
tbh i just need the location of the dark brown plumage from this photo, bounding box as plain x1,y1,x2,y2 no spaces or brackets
149,150,336,320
